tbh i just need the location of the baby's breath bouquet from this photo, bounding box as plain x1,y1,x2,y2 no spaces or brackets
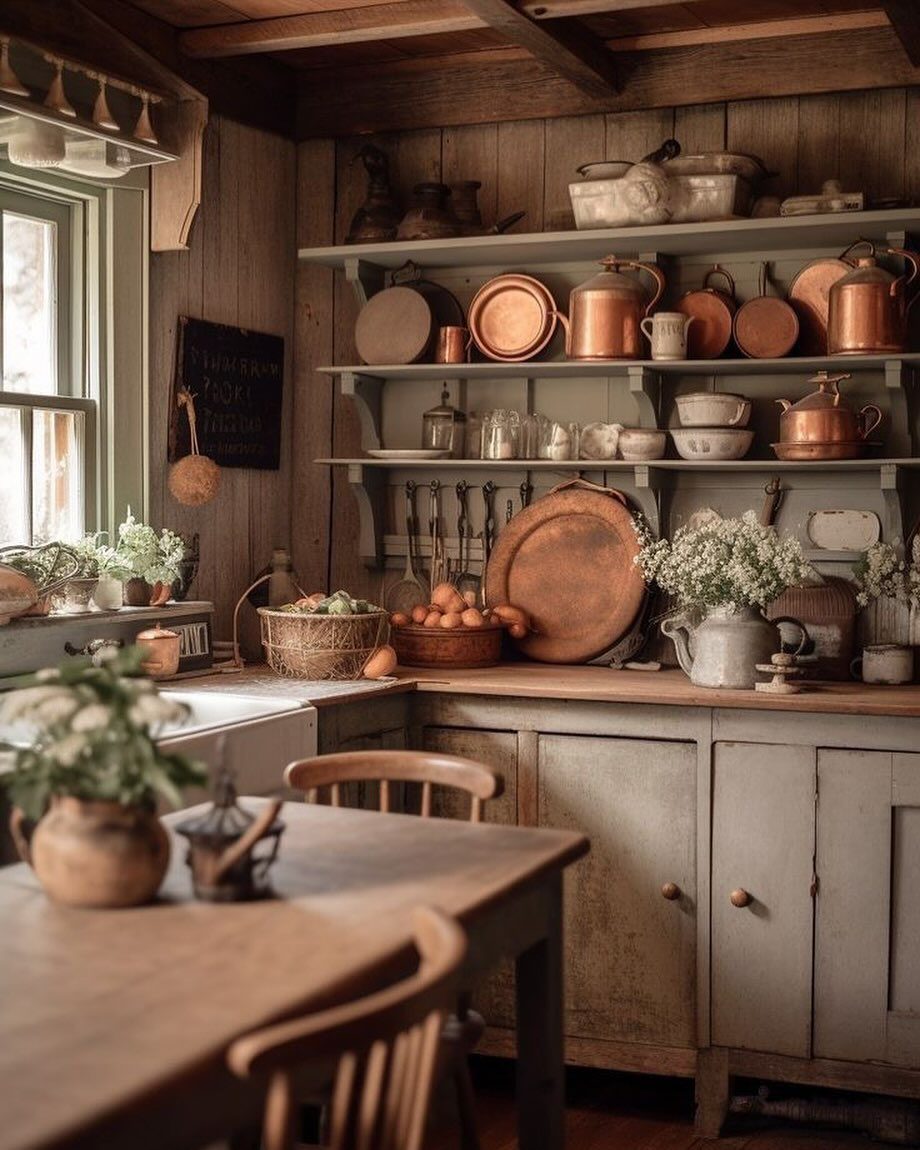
853,537,920,608
1,647,205,820
634,511,816,612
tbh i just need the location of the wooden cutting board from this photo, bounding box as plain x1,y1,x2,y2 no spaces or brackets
485,479,646,664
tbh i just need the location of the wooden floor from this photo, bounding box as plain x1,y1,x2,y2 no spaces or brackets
435,1059,876,1150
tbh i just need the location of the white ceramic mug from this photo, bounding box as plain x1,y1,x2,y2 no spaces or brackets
640,312,695,361
851,643,914,685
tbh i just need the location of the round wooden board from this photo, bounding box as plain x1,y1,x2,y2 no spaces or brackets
355,286,433,365
484,484,646,664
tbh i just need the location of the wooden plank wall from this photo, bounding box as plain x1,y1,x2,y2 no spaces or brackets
293,88,920,608
149,114,297,643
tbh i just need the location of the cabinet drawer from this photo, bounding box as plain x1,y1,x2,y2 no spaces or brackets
538,734,697,1049
711,742,815,1058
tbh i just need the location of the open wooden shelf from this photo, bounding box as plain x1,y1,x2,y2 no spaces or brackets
299,208,920,271
317,457,920,472
319,355,920,381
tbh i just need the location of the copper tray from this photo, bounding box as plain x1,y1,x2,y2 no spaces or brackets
468,274,558,362
392,622,502,669
484,478,646,664
788,257,853,356
771,440,880,461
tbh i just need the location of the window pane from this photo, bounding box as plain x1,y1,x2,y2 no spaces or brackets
3,212,57,396
32,408,82,544
0,406,27,545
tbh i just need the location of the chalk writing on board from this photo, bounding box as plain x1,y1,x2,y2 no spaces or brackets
168,316,284,470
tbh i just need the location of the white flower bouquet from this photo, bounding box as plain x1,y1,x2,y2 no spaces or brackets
853,537,920,608
1,647,205,820
635,511,816,612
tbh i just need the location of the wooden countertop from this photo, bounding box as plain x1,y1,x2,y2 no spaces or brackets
182,663,920,718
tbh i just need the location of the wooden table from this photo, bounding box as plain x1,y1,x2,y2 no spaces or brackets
0,801,588,1150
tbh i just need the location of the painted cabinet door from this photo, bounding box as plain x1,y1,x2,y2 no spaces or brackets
814,749,920,1067
711,742,816,1058
538,734,697,1049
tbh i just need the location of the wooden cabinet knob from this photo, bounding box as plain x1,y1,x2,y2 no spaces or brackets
730,888,752,908
661,882,681,901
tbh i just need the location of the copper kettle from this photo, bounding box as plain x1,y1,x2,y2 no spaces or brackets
558,255,666,360
827,243,919,355
776,371,881,444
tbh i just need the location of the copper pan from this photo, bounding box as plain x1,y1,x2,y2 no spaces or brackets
468,274,558,362
733,263,799,359
788,241,862,356
677,265,737,359
771,439,880,461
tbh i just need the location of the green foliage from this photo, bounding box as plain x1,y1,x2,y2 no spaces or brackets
0,647,206,820
114,511,185,585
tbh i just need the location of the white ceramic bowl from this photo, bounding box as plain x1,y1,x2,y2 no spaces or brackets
675,392,751,428
618,428,667,461
670,427,754,461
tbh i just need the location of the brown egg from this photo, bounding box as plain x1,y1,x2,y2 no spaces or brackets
423,611,443,628
390,612,409,628
461,608,485,628
440,612,462,629
508,622,528,640
363,645,398,679
410,604,428,624
431,582,465,613
492,603,530,628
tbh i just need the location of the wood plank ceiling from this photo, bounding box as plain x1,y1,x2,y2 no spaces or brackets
116,0,920,135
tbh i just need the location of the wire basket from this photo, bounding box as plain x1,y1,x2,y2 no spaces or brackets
258,608,389,680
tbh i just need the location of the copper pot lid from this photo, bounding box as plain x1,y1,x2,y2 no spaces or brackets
484,479,646,664
468,274,558,362
355,286,433,366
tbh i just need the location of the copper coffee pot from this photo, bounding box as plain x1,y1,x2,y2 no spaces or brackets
776,371,881,444
827,243,919,355
558,255,666,360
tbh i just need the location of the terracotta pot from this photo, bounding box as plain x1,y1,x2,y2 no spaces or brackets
123,577,152,606
10,796,170,908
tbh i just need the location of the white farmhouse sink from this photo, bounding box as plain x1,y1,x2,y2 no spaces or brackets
156,690,300,735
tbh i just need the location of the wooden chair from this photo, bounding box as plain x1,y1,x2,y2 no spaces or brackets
283,750,504,1150
228,906,465,1150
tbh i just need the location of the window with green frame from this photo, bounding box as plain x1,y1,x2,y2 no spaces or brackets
0,167,148,549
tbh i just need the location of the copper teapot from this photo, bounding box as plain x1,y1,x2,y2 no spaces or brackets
558,255,666,360
776,371,881,444
828,243,919,355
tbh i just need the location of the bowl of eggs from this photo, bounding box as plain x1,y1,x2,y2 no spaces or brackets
389,583,530,668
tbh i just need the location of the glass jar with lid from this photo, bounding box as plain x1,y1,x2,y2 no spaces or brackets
422,387,466,458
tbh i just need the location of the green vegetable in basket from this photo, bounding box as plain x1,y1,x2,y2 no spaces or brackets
326,598,351,616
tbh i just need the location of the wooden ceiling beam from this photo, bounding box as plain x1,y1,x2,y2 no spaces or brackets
883,0,920,65
607,11,890,52
178,1,484,58
296,25,920,137
458,0,617,96
519,0,710,15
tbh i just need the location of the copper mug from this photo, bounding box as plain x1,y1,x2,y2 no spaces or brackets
435,326,470,364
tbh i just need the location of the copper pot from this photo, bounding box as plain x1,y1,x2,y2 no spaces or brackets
137,622,181,679
775,371,882,444
558,255,665,360
827,245,920,355
677,265,737,358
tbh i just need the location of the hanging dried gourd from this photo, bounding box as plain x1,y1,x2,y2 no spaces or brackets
168,388,220,506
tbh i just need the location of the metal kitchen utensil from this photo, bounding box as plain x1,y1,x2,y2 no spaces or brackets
557,255,666,360
788,242,861,355
828,244,920,355
396,182,459,241
484,477,646,664
454,480,480,601
346,144,401,244
677,265,737,359
733,263,799,359
775,370,882,444
429,479,444,588
386,481,428,613
771,440,880,461
519,480,533,510
468,274,558,362
482,480,496,579
506,499,515,524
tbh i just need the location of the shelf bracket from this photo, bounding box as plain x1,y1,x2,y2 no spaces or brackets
341,371,383,451
347,463,386,569
632,464,663,537
344,257,384,308
628,366,661,429
880,463,906,546
885,359,914,457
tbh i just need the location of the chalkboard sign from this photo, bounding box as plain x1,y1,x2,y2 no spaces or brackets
168,316,284,470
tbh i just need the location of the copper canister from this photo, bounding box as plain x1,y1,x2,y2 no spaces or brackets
827,247,920,355
435,326,470,364
137,623,181,679
558,255,666,360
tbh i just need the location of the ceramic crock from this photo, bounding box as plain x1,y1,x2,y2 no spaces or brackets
661,605,808,689
10,796,170,908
